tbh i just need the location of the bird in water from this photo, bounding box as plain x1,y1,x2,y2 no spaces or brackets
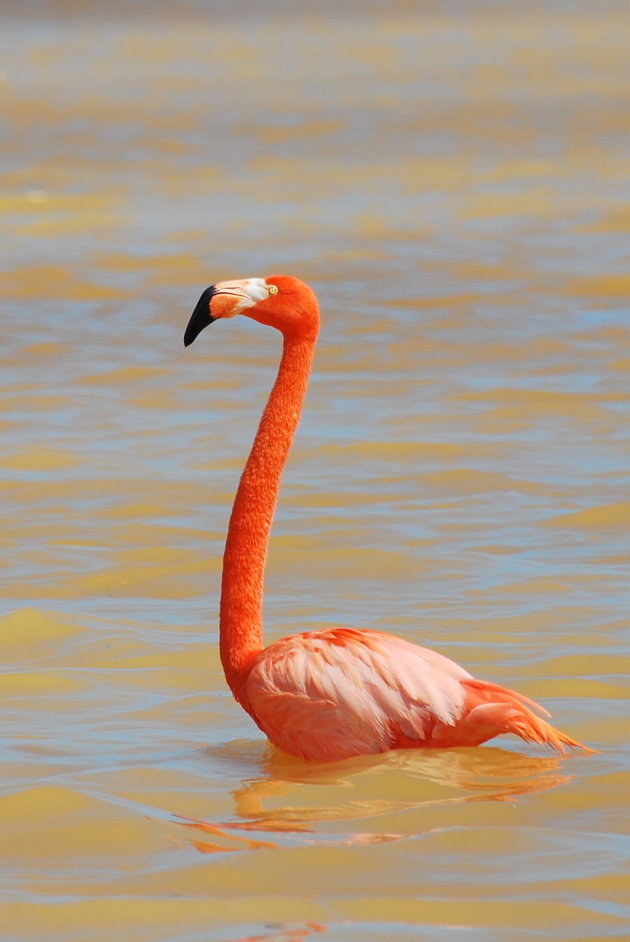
184,275,589,762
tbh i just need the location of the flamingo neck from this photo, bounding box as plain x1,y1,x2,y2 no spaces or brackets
219,334,315,711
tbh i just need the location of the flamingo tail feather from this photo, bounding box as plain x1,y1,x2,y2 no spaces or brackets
458,678,594,754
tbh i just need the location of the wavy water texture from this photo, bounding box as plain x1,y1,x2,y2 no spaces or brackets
1,2,629,941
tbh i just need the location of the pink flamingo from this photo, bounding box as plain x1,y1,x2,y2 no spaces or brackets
184,275,588,761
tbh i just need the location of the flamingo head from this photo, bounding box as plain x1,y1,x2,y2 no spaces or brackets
184,275,319,347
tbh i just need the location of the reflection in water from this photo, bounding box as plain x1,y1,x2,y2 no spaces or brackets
177,744,573,853
230,924,325,942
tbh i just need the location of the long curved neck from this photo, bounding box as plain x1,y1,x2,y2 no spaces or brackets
220,333,315,711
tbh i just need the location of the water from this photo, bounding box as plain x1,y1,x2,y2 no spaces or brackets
2,2,629,940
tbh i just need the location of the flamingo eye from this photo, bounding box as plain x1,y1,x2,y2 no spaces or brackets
267,284,279,296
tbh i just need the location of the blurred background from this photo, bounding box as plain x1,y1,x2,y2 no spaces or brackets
2,2,629,941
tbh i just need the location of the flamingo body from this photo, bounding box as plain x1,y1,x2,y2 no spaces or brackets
247,628,468,760
246,628,580,760
184,275,588,760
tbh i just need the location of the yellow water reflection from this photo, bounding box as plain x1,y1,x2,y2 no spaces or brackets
178,746,577,854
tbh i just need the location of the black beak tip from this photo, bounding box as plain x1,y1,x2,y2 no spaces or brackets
184,286,217,347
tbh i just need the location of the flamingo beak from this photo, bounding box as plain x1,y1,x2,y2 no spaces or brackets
184,285,217,347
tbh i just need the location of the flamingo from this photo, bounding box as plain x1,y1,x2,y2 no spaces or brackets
184,275,589,762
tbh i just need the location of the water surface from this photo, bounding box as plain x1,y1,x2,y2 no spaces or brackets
1,2,629,940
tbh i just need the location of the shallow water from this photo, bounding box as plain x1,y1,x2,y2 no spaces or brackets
2,2,629,940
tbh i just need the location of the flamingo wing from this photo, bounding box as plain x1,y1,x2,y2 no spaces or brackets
246,628,473,760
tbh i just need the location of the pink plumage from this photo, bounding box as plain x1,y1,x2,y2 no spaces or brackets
247,628,582,760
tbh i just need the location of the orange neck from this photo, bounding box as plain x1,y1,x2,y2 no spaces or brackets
219,334,316,711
